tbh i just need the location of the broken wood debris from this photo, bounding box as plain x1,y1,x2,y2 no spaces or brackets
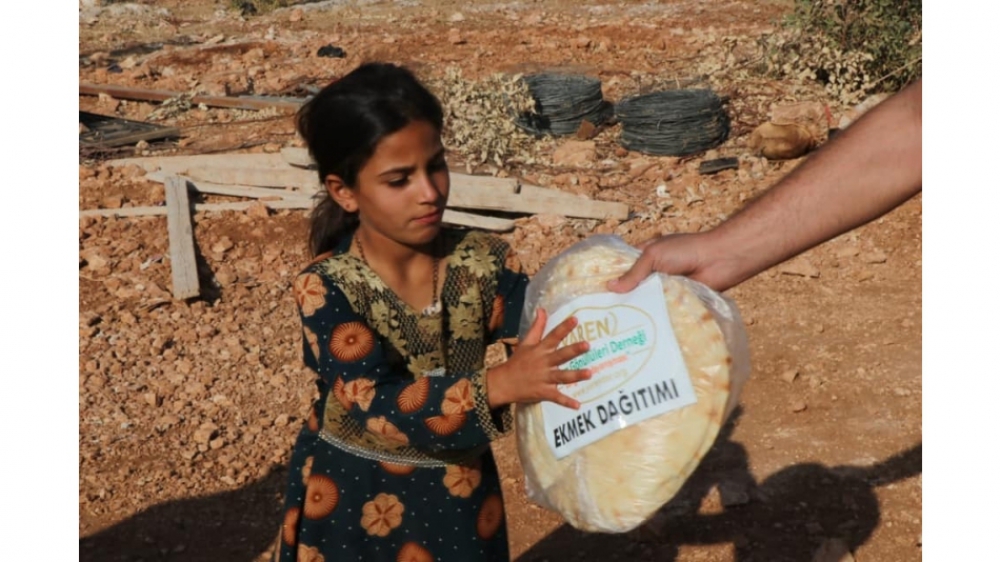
698,157,739,175
79,111,181,148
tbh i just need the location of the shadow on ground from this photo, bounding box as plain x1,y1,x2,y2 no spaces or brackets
517,408,922,562
80,465,287,562
80,408,921,562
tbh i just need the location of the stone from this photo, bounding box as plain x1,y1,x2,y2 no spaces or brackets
781,369,799,384
552,141,597,167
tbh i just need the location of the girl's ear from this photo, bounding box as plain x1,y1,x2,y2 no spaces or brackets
325,174,358,213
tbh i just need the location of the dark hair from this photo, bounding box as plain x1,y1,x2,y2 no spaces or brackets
297,62,445,256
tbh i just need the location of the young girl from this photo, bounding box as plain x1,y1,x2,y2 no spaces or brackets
274,62,592,562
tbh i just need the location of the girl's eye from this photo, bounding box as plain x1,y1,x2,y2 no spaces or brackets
387,177,408,187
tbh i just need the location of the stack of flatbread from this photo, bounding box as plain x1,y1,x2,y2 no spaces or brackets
515,236,750,533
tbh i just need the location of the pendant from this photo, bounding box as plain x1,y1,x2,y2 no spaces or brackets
421,301,442,317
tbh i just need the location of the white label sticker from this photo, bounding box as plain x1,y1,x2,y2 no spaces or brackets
540,276,697,459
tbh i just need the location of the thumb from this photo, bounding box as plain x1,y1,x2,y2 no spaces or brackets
607,252,654,293
523,307,548,344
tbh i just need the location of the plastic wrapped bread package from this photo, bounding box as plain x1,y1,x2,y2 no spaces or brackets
514,235,751,533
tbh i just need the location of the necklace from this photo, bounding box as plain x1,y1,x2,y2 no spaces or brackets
355,232,442,317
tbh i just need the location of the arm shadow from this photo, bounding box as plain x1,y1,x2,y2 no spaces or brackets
516,407,921,562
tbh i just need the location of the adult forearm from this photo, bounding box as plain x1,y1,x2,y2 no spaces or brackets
707,80,923,288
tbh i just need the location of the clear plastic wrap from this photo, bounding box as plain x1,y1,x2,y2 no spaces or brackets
514,235,751,533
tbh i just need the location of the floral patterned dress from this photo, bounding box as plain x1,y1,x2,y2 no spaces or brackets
274,228,528,562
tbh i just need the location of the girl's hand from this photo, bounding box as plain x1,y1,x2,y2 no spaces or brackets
487,308,592,409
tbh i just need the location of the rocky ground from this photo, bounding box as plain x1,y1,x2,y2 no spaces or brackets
79,1,921,561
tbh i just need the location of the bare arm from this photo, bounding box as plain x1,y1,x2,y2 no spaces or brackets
610,79,922,293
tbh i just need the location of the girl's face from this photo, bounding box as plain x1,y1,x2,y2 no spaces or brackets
327,119,449,248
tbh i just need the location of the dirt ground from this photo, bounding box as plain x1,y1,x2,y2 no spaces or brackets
78,1,921,561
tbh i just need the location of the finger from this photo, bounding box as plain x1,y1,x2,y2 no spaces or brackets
542,315,579,348
551,368,591,385
607,250,655,293
522,308,548,344
550,341,591,366
547,390,581,410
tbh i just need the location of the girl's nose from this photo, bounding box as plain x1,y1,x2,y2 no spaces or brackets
415,172,444,202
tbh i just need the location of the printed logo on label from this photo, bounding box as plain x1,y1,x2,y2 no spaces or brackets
540,277,697,459
558,305,657,403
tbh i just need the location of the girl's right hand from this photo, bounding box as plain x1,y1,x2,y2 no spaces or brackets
487,308,592,409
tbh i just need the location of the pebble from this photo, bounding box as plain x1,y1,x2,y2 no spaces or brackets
780,369,799,384
791,401,808,413
211,236,234,254
861,250,888,264
779,259,820,278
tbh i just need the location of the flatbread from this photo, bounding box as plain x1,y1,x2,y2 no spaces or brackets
515,241,735,533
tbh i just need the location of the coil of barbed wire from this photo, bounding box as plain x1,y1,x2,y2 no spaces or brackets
514,74,614,136
614,89,730,156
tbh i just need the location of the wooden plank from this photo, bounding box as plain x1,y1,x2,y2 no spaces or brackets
80,199,315,218
442,210,514,232
448,183,629,220
183,166,321,191
80,82,303,112
164,176,201,300
186,179,314,200
281,146,314,168
451,172,521,194
112,152,626,218
108,153,291,174
81,202,512,231
144,172,313,199
281,148,523,194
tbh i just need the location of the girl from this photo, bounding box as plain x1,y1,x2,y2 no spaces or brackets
275,62,592,562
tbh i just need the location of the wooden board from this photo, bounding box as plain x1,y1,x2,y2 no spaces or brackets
279,147,627,217
442,210,514,232
164,176,201,300
80,202,513,231
108,153,292,174
80,199,314,218
111,152,628,219
448,184,628,220
182,178,314,200
280,146,314,168
183,167,320,191
80,82,304,112
281,148,523,194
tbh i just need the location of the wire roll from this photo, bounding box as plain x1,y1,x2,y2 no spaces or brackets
515,74,614,136
615,89,730,156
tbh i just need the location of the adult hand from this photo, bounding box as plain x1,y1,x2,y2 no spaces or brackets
607,232,742,293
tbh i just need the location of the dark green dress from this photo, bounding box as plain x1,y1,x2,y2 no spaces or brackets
274,228,528,562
